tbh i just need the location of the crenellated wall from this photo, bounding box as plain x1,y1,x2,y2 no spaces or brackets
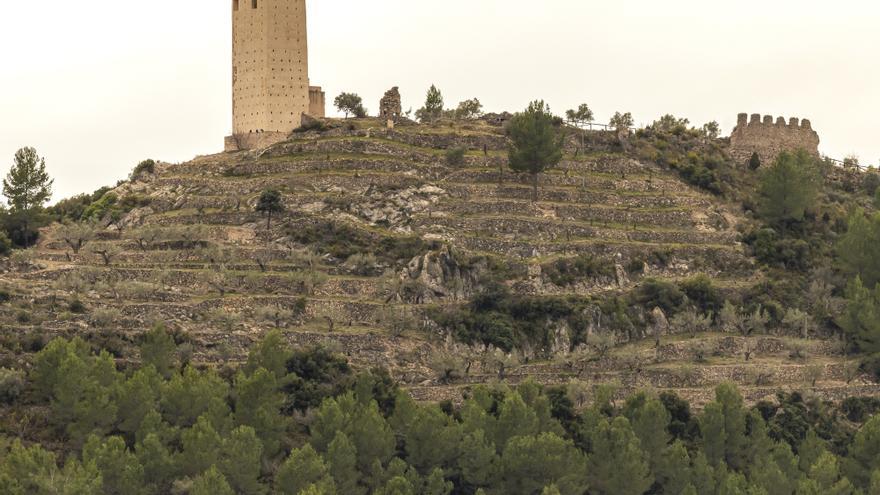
729,113,820,165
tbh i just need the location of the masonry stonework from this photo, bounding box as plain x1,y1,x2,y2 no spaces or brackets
729,113,820,165
226,0,324,151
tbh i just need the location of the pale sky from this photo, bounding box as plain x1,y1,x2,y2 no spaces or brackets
1,0,878,202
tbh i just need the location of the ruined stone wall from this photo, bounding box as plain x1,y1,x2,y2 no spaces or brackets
231,0,319,135
308,86,326,117
729,113,820,165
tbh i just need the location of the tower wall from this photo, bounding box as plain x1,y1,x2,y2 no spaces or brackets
231,0,317,137
729,113,820,165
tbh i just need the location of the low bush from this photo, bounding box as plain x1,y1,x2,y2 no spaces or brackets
445,146,467,166
542,255,614,287
0,368,25,403
288,220,439,266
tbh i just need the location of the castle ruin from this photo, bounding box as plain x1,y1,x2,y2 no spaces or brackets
225,0,325,152
379,87,402,129
729,113,820,166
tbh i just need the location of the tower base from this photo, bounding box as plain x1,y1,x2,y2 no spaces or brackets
224,131,289,152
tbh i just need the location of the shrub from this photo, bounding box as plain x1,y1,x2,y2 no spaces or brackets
69,298,87,314
91,308,123,328
631,279,685,315
445,147,467,166
0,368,25,403
864,172,880,196
0,230,12,256
543,255,614,287
678,275,723,316
344,253,379,276
130,159,156,180
288,220,438,266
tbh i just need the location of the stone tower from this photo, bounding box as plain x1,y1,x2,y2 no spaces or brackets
729,113,820,166
226,0,325,151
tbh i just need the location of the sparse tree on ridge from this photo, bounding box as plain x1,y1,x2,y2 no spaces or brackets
334,92,367,119
3,147,54,246
702,121,721,139
566,103,595,149
455,98,484,120
507,100,565,202
416,85,444,124
3,147,53,213
256,189,284,230
609,112,634,131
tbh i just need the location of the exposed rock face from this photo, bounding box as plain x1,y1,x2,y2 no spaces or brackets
651,307,669,346
332,184,447,229
729,113,820,165
550,320,572,356
379,87,402,125
398,246,485,303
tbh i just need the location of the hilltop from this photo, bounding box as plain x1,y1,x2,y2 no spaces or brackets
1,115,877,409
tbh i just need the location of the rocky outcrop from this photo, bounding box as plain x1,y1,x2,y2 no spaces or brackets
330,184,447,229
397,246,485,303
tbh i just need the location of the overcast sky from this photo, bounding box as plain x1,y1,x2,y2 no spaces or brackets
1,0,877,201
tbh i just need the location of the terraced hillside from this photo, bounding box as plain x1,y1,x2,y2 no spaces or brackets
2,118,876,408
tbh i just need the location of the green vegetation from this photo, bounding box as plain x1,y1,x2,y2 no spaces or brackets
757,150,822,229
334,92,367,119
507,100,565,201
130,159,156,181
445,146,467,166
635,121,729,194
454,98,484,120
1,147,54,247
256,189,284,230
542,255,614,287
4,332,880,495
609,111,634,130
415,84,444,124
287,219,439,266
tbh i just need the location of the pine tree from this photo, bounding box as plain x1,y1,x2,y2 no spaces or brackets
494,392,539,448
415,85,444,123
116,366,163,437
3,147,53,212
83,435,146,495
458,430,499,489
255,189,284,230
160,366,231,428
219,426,265,495
423,468,454,495
276,444,334,495
191,466,235,495
135,433,177,494
586,417,652,495
507,101,565,201
140,325,178,379
757,150,821,228
656,441,693,494
245,329,291,379
233,368,287,456
838,210,880,288
327,432,364,495
499,432,588,495
180,416,222,477
400,406,462,472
